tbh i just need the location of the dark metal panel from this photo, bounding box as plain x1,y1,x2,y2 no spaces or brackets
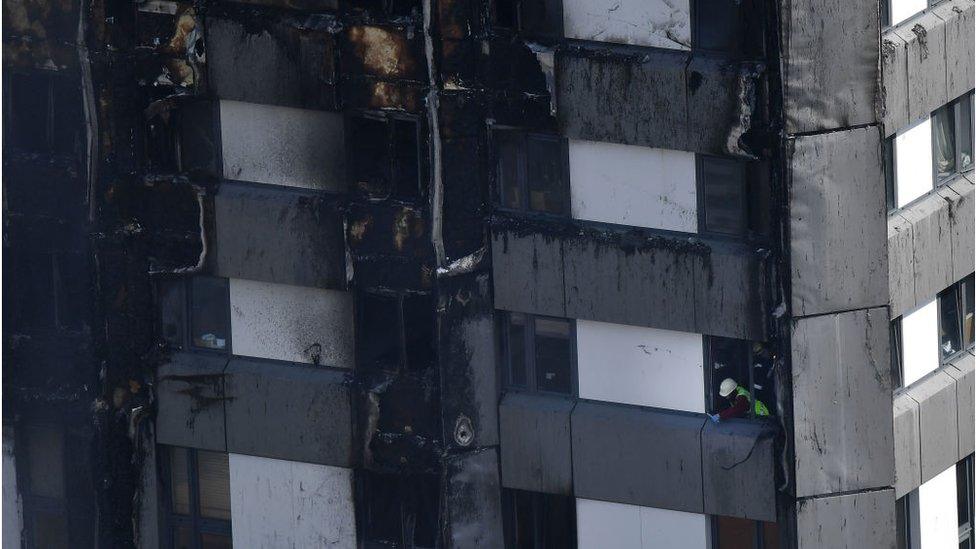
933,0,975,103
906,369,960,482
881,32,910,137
693,243,766,341
781,0,879,133
791,308,894,498
887,212,916,319
701,419,777,522
894,12,948,125
490,230,566,318
571,400,704,512
213,183,346,289
498,392,574,495
795,489,896,549
790,128,888,317
901,192,953,308
155,353,228,452
223,358,355,466
442,448,505,549
945,177,975,282
892,392,921,498
946,352,975,460
685,56,764,157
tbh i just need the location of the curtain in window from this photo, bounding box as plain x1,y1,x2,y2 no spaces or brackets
933,109,956,179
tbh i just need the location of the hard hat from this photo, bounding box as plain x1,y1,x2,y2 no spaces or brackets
719,378,738,398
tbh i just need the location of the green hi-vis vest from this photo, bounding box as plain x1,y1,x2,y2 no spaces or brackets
736,386,771,417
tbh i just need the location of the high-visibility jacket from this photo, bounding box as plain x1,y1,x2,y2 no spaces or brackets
736,386,770,417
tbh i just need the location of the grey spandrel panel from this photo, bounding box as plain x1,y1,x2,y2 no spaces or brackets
932,0,975,102
892,392,921,498
491,230,566,318
693,243,766,341
442,449,505,549
905,369,959,483
795,489,896,549
156,353,228,452
701,419,777,522
498,392,574,495
946,352,975,458
781,0,879,133
557,49,690,152
894,12,948,125
686,56,763,157
214,184,345,290
791,308,894,498
902,192,953,307
881,32,911,137
223,357,355,466
945,177,975,281
208,17,304,107
888,213,916,318
790,128,888,317
571,400,704,512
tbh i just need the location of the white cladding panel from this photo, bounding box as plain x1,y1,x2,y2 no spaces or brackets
901,299,939,387
2,428,22,549
890,0,927,26
576,499,708,549
569,140,698,233
917,466,959,549
229,454,356,548
220,100,346,191
576,320,705,412
229,279,354,367
562,0,691,50
895,118,934,209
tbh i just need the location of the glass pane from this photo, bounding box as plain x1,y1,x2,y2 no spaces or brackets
884,137,897,211
702,156,748,235
963,276,975,348
26,425,64,499
351,117,391,196
201,532,233,549
197,451,231,520
534,318,571,394
507,313,527,387
541,493,576,548
890,321,904,389
403,294,434,372
896,497,909,549
940,286,962,360
170,447,191,515
497,132,524,210
393,118,420,198
526,135,566,214
358,293,401,370
158,278,186,347
511,490,534,549
190,277,228,350
934,105,957,180
173,525,194,549
957,94,973,170
716,515,754,549
32,510,69,549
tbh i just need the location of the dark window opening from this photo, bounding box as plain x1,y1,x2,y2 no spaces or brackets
891,318,904,390
896,494,911,549
699,155,765,238
933,93,975,183
20,425,70,549
490,0,562,36
693,0,764,57
160,446,232,549
705,337,775,420
349,115,424,200
359,471,439,548
502,489,577,549
938,274,975,363
156,276,229,353
357,291,436,373
493,0,518,28
884,136,898,212
403,293,436,372
493,130,568,216
712,516,779,549
959,455,975,549
5,71,82,155
497,310,574,395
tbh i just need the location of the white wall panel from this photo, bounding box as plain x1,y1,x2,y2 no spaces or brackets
563,0,691,50
229,454,356,548
220,100,346,191
569,140,698,233
576,319,705,412
895,118,934,208
577,498,708,549
229,279,354,367
917,465,958,549
902,299,939,387
2,427,22,549
890,0,927,26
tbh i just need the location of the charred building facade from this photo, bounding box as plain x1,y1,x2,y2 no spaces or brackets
2,0,974,546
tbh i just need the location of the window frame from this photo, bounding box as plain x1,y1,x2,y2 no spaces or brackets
158,446,232,549
157,276,232,355
704,336,774,420
346,112,425,201
937,275,975,365
884,135,899,212
709,515,780,549
497,310,578,397
891,317,905,390
356,290,436,373
501,488,578,548
356,471,439,549
18,424,71,549
491,128,570,218
696,154,752,239
932,93,975,185
960,454,975,549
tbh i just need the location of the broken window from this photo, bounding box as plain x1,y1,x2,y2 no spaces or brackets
502,489,577,548
491,0,563,36
937,274,975,362
21,425,70,548
156,276,229,352
959,455,975,549
693,0,764,57
145,99,218,175
933,93,975,183
498,311,575,395
705,336,775,419
4,71,82,155
358,471,439,548
349,114,424,200
160,446,232,549
357,291,436,373
711,516,779,549
494,130,568,216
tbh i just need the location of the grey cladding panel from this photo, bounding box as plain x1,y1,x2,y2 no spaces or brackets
491,231,566,318
685,56,760,156
782,0,879,133
792,308,894,498
933,0,975,103
946,353,975,458
224,358,355,466
902,192,953,308
894,12,948,124
887,213,916,318
694,244,765,341
442,449,505,549
946,177,975,281
214,184,345,289
790,128,888,317
881,32,910,137
906,370,959,482
498,392,574,495
571,401,704,512
156,353,228,452
892,393,921,498
795,489,896,549
701,420,777,522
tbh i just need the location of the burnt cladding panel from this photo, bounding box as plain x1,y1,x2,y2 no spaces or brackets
701,419,777,522
155,353,228,452
490,230,566,318
498,392,574,495
686,56,764,157
693,243,766,341
442,448,505,549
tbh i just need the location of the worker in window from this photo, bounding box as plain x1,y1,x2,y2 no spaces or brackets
709,378,770,422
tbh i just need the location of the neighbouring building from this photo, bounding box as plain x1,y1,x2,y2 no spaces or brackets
2,0,973,546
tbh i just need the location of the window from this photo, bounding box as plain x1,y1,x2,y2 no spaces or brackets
960,455,975,549
494,130,569,216
896,494,914,549
698,156,768,238
497,311,575,395
160,446,232,549
883,0,928,27
357,291,435,373
711,516,779,549
491,0,562,36
705,337,775,419
933,93,975,183
884,136,898,212
157,276,229,352
938,275,975,362
502,489,577,548
20,425,69,548
891,318,905,389
348,114,424,200
358,472,438,549
693,0,764,57
4,71,82,155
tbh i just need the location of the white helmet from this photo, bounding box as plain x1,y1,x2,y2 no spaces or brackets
719,378,738,398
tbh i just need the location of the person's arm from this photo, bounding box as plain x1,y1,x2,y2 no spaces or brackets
718,394,750,420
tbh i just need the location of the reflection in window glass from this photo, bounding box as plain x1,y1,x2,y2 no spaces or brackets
534,317,571,394
158,278,186,347
507,312,527,387
940,285,962,360
963,276,975,348
170,446,191,515
190,277,228,350
958,94,974,171
701,156,747,236
934,106,957,180
526,135,566,215
497,132,524,210
196,450,231,520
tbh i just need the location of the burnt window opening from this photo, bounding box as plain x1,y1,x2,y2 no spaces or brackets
20,425,70,549
159,446,232,549
358,471,439,548
933,92,975,183
960,454,975,549
693,0,765,57
497,311,575,395
357,291,435,373
145,100,218,176
890,317,904,390
491,0,563,37
698,155,768,239
937,274,975,363
348,114,424,200
156,276,230,353
710,516,779,549
884,136,898,212
705,336,775,420
502,489,577,549
345,0,420,18
4,71,83,155
494,130,569,216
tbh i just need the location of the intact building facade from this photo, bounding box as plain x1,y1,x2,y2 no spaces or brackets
2,0,973,546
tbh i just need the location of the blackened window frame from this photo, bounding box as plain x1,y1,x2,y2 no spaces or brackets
497,310,577,397
697,154,749,238
158,445,232,549
346,112,426,201
501,488,578,548
156,275,231,355
356,289,436,373
356,470,439,549
704,336,775,420
491,128,570,217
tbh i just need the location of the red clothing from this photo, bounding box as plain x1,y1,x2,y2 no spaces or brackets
719,394,750,420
